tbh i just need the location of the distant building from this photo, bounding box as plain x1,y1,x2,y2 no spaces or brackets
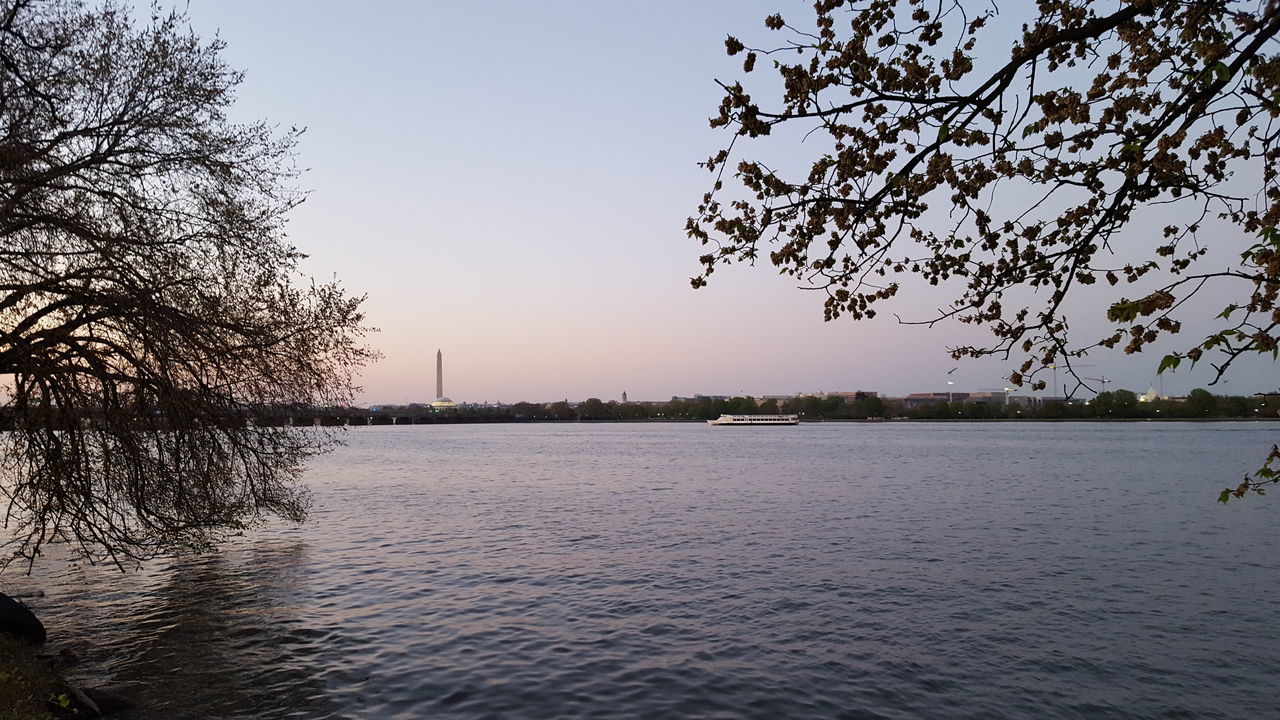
968,391,1007,403
431,349,456,408
826,390,879,400
670,394,732,403
902,392,969,407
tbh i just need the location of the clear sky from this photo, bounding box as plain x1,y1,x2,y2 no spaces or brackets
179,1,1276,405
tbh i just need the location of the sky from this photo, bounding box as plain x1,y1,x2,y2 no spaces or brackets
177,1,1277,405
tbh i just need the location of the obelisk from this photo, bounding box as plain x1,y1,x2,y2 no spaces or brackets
436,349,443,399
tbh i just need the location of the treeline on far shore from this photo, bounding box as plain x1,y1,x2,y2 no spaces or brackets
360,389,1280,424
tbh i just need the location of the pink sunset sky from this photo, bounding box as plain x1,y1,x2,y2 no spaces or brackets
182,1,1277,405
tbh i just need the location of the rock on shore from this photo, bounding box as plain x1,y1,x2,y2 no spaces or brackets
0,591,46,644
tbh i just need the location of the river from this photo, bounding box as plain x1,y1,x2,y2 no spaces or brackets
6,422,1279,719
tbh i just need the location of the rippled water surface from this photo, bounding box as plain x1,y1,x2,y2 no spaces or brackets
7,422,1280,719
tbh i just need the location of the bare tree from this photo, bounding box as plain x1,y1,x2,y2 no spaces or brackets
0,0,373,567
688,0,1280,498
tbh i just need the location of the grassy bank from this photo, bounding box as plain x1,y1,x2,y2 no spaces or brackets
0,636,60,720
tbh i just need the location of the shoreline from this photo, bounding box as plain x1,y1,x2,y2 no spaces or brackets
343,416,1280,425
0,635,61,719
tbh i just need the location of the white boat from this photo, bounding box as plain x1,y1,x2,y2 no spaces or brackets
706,414,799,426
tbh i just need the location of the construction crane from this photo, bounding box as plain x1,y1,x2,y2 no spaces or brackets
1047,362,1094,398
1084,376,1114,398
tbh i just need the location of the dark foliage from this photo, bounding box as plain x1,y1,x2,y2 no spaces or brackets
688,0,1280,498
0,1,372,567
690,0,1279,389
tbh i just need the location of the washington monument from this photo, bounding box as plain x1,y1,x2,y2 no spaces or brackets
432,349,455,408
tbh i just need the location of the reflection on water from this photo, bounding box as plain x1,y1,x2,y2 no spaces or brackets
8,541,338,720
119,546,337,719
6,422,1280,719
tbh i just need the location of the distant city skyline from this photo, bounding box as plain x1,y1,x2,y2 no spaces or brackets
387,368,1209,408
179,2,1278,406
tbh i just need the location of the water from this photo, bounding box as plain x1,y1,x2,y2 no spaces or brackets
6,422,1279,719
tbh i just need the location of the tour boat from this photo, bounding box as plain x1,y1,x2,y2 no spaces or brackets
706,414,800,426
